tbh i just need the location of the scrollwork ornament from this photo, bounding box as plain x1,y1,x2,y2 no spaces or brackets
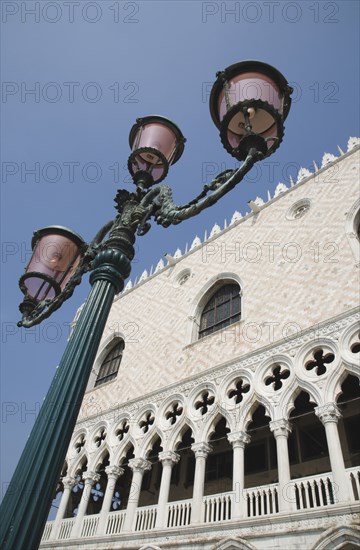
19,149,264,328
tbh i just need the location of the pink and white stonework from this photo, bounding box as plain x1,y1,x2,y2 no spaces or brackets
41,139,360,550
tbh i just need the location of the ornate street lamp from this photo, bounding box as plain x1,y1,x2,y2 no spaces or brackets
0,61,292,550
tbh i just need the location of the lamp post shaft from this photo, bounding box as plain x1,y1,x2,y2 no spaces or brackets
0,249,131,550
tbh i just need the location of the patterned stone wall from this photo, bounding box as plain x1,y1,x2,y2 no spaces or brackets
76,143,359,421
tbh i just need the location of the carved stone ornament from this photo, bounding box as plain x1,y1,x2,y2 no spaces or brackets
269,419,292,437
71,311,358,464
61,475,77,490
227,431,251,448
128,457,152,473
105,465,124,480
82,470,101,484
158,451,180,466
191,442,212,458
315,403,341,424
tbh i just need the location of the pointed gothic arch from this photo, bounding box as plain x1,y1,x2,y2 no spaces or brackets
210,537,257,550
345,197,360,266
311,525,360,550
88,334,126,389
187,272,243,343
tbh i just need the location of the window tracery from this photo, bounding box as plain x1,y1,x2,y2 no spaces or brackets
95,340,124,387
227,379,250,404
265,364,290,390
199,283,241,339
305,349,335,376
195,391,215,415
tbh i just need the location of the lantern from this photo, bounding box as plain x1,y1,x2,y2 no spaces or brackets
19,226,85,309
209,61,292,160
128,115,186,185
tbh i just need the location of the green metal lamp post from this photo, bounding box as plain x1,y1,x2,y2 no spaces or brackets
0,61,292,550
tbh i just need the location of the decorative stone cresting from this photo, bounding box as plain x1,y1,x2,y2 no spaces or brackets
210,223,221,238
321,152,337,167
297,167,312,183
274,182,288,197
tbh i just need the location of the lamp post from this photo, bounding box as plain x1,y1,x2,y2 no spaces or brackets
0,61,292,550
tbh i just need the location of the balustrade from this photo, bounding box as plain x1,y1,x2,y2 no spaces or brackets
166,499,192,528
41,467,360,543
80,515,99,537
58,518,75,540
105,510,126,535
134,504,157,532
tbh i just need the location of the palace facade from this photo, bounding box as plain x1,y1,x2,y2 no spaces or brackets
41,139,360,550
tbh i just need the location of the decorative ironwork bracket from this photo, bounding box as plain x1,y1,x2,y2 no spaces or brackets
19,148,263,328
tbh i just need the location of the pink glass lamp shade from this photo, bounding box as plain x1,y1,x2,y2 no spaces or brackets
128,116,186,185
19,226,85,305
209,61,292,160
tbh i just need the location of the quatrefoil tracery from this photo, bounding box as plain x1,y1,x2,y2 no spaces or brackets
139,412,155,433
74,435,86,454
305,349,335,376
94,429,107,448
165,402,183,425
265,364,290,391
227,378,250,403
91,482,104,502
195,391,215,415
350,331,360,354
112,491,121,510
116,421,129,441
72,473,84,493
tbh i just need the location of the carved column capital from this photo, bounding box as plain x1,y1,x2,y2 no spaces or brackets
227,431,251,448
82,470,101,485
191,442,212,459
61,475,77,490
158,451,180,466
128,457,152,473
270,419,292,438
315,403,341,424
105,465,124,480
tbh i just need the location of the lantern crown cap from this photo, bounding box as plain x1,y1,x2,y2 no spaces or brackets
32,225,85,250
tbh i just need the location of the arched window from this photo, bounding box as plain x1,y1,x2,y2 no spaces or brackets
355,208,360,241
199,283,241,339
95,340,124,387
345,199,360,265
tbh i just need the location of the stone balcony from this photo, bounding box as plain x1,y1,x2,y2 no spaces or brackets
40,466,360,549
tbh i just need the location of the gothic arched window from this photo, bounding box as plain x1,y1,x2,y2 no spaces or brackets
199,283,241,339
95,340,124,387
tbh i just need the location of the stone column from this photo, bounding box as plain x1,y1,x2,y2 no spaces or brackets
155,451,180,529
315,403,350,502
96,465,124,535
50,476,76,540
123,458,152,532
190,442,212,524
227,431,250,520
71,471,100,538
270,419,295,511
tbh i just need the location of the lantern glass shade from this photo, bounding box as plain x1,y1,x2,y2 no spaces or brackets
225,104,280,152
217,72,282,124
21,227,84,302
128,116,185,184
210,61,292,159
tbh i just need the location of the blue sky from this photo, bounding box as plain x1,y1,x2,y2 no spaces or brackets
1,0,359,510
